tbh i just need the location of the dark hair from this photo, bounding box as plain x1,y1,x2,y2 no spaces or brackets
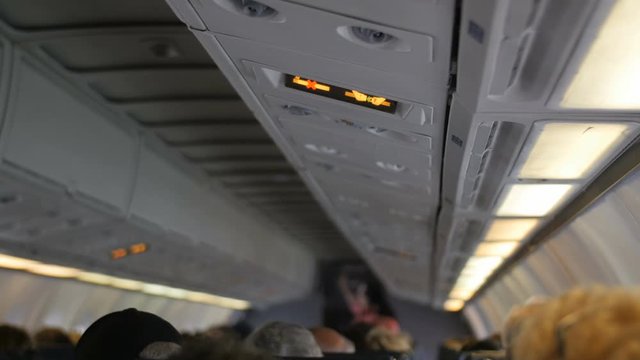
33,328,73,348
0,324,31,353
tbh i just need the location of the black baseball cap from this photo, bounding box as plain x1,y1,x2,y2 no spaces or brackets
76,308,181,360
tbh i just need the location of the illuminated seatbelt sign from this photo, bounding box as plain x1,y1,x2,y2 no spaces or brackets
285,74,397,114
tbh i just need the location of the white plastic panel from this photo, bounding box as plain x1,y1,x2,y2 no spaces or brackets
286,0,446,35
281,119,432,187
0,175,110,243
130,145,316,292
1,56,137,212
189,0,443,90
455,0,602,114
265,95,433,153
315,172,433,218
216,34,443,107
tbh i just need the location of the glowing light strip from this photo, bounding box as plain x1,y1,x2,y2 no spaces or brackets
0,252,250,310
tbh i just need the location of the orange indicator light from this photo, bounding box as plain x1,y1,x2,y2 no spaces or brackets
285,74,397,114
129,243,148,255
345,90,391,107
111,248,128,260
292,76,331,92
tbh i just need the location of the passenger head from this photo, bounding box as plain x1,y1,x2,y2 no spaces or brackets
504,287,640,360
202,325,241,343
33,327,73,348
343,323,373,351
373,316,400,334
310,327,355,354
76,308,182,360
169,337,274,360
0,324,31,353
245,321,322,357
364,326,413,353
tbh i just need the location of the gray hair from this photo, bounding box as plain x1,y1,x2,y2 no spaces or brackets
245,322,322,357
140,342,182,360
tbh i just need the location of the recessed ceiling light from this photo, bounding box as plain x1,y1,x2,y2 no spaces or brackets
444,299,465,312
484,218,539,241
516,122,634,180
560,0,640,109
496,184,573,217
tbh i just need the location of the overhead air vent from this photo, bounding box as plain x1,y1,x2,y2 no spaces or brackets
376,161,407,173
351,27,395,45
304,143,344,157
282,105,314,116
240,0,275,17
336,26,410,52
332,119,430,151
214,0,284,21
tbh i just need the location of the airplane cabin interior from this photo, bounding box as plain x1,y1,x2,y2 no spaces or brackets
0,0,639,359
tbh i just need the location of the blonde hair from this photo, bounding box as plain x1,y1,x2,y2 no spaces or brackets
364,327,413,353
504,287,640,360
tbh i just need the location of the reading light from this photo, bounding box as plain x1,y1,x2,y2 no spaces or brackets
475,241,520,258
496,184,573,217
0,254,39,270
484,218,539,241
27,263,80,278
516,122,633,180
560,0,640,109
444,299,465,312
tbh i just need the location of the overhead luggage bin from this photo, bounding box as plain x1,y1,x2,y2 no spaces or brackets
0,36,317,307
